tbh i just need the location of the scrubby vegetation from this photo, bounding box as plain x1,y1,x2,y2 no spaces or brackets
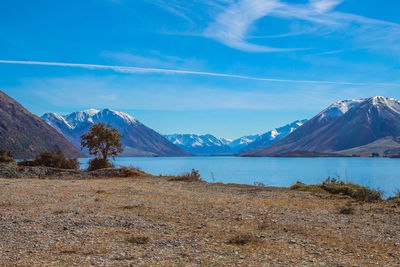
119,166,146,177
168,169,203,182
87,158,113,171
339,203,355,215
126,235,149,245
290,177,383,202
18,150,79,170
0,150,14,163
227,233,257,245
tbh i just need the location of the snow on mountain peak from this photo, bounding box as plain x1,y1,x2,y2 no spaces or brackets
83,109,100,116
370,96,393,105
42,108,138,130
98,109,137,125
42,112,74,131
365,96,400,115
317,98,365,122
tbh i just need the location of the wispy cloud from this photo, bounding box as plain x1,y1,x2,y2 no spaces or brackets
309,0,344,13
148,0,400,53
204,0,294,52
2,59,399,86
205,0,400,52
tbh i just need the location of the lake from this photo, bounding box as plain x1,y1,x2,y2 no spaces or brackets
79,157,400,197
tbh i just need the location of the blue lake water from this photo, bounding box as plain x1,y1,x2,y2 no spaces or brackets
79,157,400,197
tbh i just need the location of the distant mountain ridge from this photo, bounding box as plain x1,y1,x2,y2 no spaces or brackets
164,134,233,155
42,109,188,157
164,120,306,155
247,96,400,156
0,90,83,158
241,120,307,153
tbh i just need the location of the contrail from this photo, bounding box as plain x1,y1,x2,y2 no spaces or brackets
0,59,398,87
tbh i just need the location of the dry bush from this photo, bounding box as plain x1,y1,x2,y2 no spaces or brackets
387,189,400,206
126,235,149,245
254,181,266,187
87,158,112,171
119,166,145,177
289,181,326,194
18,150,79,169
339,204,355,215
52,209,67,215
95,189,106,194
227,233,257,245
0,150,14,163
290,178,383,202
394,189,400,199
168,169,203,182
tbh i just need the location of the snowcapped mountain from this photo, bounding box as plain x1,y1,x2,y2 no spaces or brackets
247,96,400,156
241,120,307,153
42,109,188,157
164,134,233,155
229,135,260,151
164,120,306,155
315,99,365,123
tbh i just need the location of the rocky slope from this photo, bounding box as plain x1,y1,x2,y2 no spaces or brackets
0,90,83,158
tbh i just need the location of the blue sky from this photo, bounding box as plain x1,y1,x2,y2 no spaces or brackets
1,0,400,139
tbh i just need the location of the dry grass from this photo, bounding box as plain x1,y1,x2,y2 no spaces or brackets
126,235,150,245
290,178,383,202
0,176,399,266
168,169,203,182
227,233,258,245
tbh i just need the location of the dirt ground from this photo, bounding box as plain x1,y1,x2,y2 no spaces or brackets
0,176,399,266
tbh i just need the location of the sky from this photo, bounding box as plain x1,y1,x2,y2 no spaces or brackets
1,0,400,139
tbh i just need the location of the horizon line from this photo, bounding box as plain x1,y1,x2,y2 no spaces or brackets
0,59,399,87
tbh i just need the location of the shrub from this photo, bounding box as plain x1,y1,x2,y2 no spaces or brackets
126,235,149,245
289,181,327,194
227,233,256,245
290,177,383,202
18,150,79,169
253,181,266,187
119,166,145,177
87,158,112,171
394,189,400,199
339,204,355,215
321,177,383,202
387,189,400,206
0,150,14,163
168,169,203,182
352,187,383,202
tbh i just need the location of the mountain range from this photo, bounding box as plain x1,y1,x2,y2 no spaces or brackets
3,89,400,159
164,134,260,155
164,120,306,155
0,90,83,158
240,120,307,153
248,96,400,156
42,109,188,157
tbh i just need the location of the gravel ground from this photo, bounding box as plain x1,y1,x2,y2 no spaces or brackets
0,176,399,266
